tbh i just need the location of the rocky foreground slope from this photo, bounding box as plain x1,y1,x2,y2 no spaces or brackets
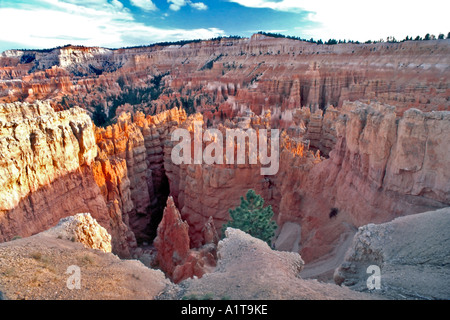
167,228,374,300
0,213,373,300
334,207,450,300
0,213,169,300
2,207,447,300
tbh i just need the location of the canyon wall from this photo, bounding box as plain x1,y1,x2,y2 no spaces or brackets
277,101,450,262
0,101,137,257
157,101,450,263
0,100,189,257
93,107,187,244
0,101,100,234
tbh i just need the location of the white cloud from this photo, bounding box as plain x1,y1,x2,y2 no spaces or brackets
0,1,223,51
168,0,186,11
130,0,157,11
110,0,124,10
228,0,302,12
229,0,449,41
168,0,208,12
169,4,182,11
189,2,207,10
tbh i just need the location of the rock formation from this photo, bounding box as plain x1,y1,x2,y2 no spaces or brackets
334,207,450,300
0,101,108,239
94,107,187,243
154,197,217,283
275,101,450,262
0,101,137,258
0,101,96,211
0,213,169,300
173,228,374,300
42,213,112,253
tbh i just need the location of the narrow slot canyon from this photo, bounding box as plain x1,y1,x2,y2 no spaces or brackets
146,174,171,244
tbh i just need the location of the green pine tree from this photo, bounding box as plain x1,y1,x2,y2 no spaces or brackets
222,189,277,245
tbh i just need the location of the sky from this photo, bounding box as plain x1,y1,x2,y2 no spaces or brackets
0,0,448,52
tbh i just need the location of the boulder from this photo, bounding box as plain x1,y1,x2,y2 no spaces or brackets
43,213,112,253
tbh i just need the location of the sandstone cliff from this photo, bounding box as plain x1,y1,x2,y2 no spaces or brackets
0,216,374,300
0,101,190,257
278,101,450,262
0,101,136,257
0,101,103,238
0,101,96,212
94,107,187,244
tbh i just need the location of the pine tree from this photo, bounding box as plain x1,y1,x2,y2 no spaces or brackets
222,189,277,245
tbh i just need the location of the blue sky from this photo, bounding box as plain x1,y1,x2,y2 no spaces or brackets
0,0,448,52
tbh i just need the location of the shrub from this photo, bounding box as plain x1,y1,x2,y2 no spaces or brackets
329,208,339,219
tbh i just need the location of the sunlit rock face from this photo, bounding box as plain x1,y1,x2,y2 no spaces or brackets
0,101,135,258
154,197,217,284
93,107,187,243
0,101,96,212
0,101,101,237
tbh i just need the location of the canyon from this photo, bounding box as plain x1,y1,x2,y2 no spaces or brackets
0,34,449,299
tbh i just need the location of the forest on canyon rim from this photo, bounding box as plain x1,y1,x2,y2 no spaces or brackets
0,33,449,300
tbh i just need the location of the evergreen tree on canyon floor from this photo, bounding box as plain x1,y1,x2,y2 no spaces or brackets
222,189,277,246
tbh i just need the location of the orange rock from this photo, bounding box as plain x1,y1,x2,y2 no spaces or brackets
154,197,217,283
